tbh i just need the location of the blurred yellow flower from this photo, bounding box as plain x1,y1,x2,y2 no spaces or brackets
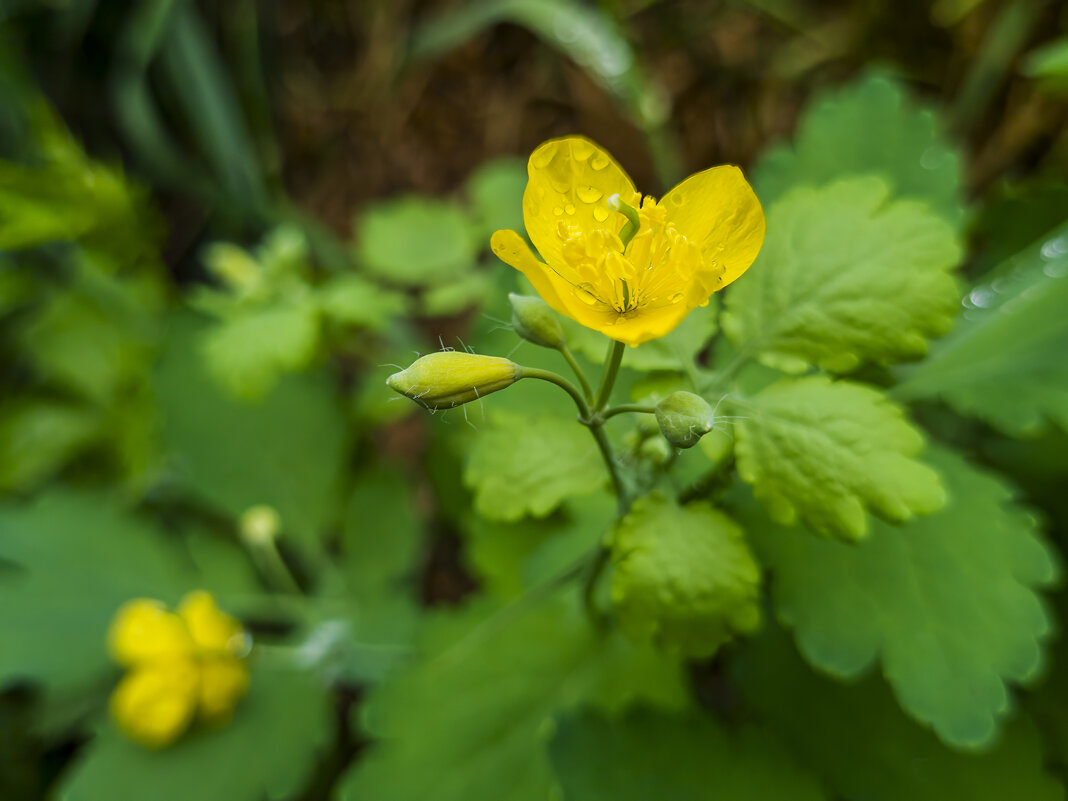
491,137,765,347
108,590,250,748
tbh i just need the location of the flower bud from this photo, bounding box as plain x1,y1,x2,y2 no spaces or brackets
387,351,520,410
654,391,715,449
508,293,566,349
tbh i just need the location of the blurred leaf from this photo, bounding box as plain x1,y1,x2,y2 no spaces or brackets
549,707,827,801
971,180,1068,276
0,399,101,492
153,313,347,548
60,665,331,801
563,301,717,373
755,72,966,225
895,222,1068,436
608,493,762,658
734,627,1063,801
466,157,527,239
734,376,945,541
420,272,492,317
1022,37,1068,92
202,300,320,401
464,412,605,521
317,274,406,329
357,196,476,287
0,491,194,698
338,597,686,801
463,495,611,599
740,446,1058,748
723,177,961,374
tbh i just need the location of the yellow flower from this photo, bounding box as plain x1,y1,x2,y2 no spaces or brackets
491,137,765,347
108,591,250,748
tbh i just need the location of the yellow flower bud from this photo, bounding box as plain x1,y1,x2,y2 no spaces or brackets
386,351,520,410
508,293,566,349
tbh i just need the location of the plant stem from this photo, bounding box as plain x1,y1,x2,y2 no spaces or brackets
518,367,591,419
560,345,593,401
594,340,626,412
602,403,656,420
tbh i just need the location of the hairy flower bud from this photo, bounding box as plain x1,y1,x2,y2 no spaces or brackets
387,351,520,410
508,293,566,349
654,391,716,449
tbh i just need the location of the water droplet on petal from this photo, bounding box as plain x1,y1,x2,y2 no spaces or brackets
553,206,564,216
576,283,600,305
590,153,610,170
593,206,609,222
571,139,594,160
577,185,603,203
564,203,576,215
532,143,557,168
667,292,684,303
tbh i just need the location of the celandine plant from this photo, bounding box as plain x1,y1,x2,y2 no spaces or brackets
389,135,767,642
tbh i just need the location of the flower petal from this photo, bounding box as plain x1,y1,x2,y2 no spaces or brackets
110,662,199,748
178,590,246,656
197,657,250,720
523,137,635,270
108,599,195,667
602,301,697,347
661,165,765,289
491,230,594,323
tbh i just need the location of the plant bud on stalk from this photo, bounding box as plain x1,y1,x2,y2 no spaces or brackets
508,293,566,349
655,391,716,449
387,351,520,410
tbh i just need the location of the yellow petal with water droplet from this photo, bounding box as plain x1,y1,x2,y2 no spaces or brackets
523,137,634,274
661,165,765,289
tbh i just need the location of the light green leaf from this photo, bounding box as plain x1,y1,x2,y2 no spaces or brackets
894,222,1068,436
741,446,1058,748
464,412,605,521
733,627,1063,801
0,399,101,492
357,196,476,287
154,313,347,548
58,665,331,801
466,157,527,239
755,72,965,224
0,491,194,697
562,300,717,372
337,597,686,801
608,492,762,658
734,376,945,541
549,707,827,801
1021,37,1068,84
723,177,962,373
317,274,406,329
202,301,320,400
420,272,492,317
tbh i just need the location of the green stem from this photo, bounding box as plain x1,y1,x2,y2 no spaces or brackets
602,403,656,420
560,345,593,401
518,367,591,419
251,537,302,595
594,340,626,412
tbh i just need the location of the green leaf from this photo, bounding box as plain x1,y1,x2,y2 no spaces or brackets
549,707,828,801
337,597,686,801
755,72,965,224
464,412,605,521
894,222,1068,436
466,157,527,239
1021,37,1068,83
154,313,347,548
59,665,331,801
723,177,962,374
357,196,477,287
733,627,1063,801
317,274,407,329
202,301,320,400
0,491,194,698
740,446,1058,748
608,492,762,658
562,300,717,372
734,376,945,541
0,399,101,492
420,272,492,317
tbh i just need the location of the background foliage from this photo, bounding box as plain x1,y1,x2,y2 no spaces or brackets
1,0,1068,799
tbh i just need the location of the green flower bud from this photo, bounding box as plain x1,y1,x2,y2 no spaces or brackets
654,391,715,449
387,351,520,410
508,293,565,349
